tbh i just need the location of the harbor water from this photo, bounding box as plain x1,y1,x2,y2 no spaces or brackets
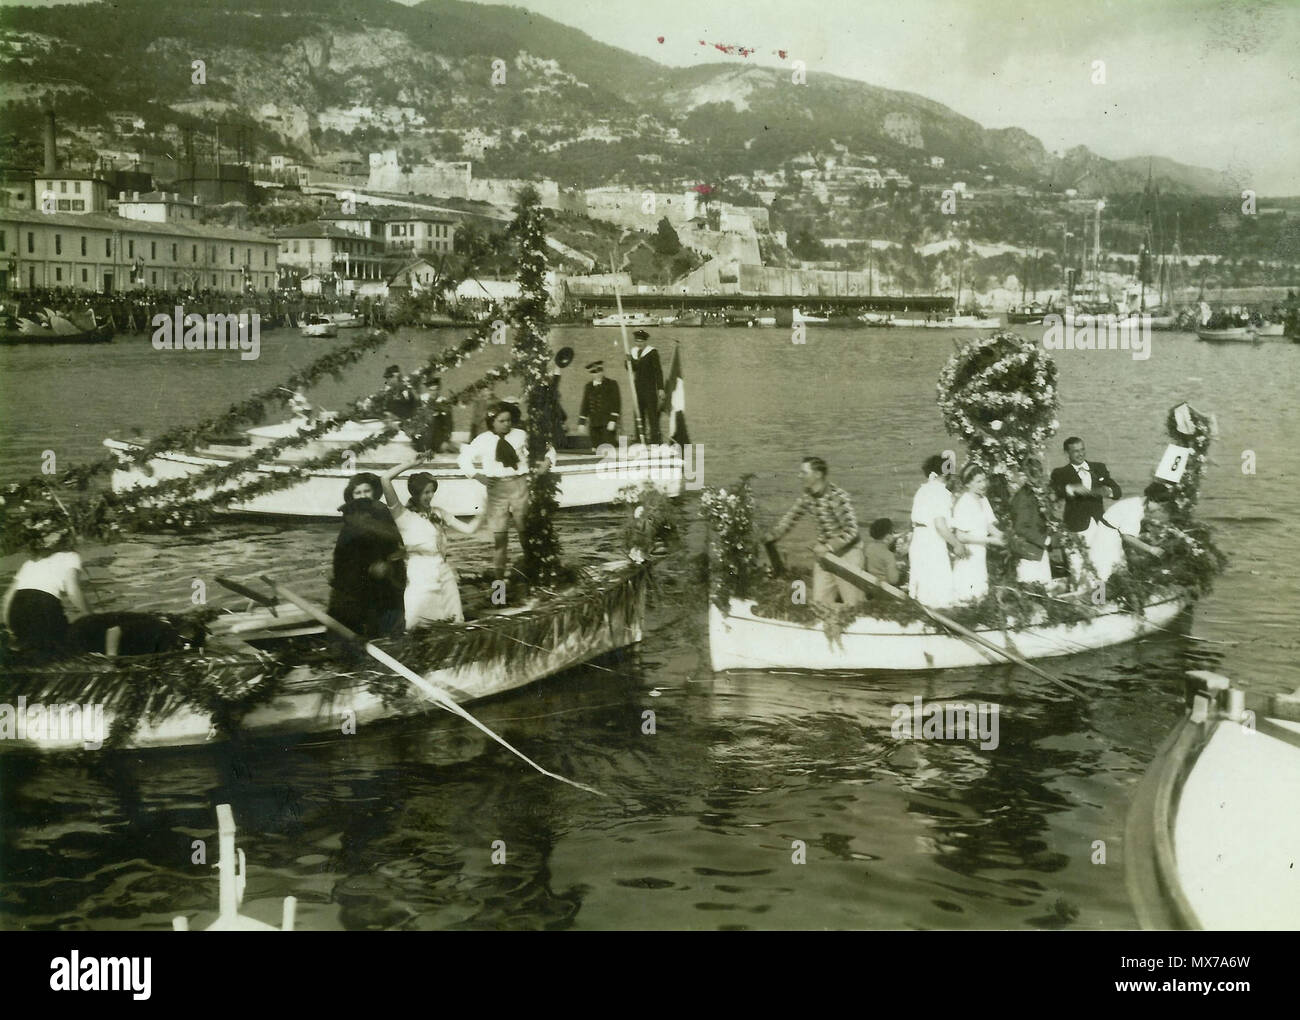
1,324,1297,929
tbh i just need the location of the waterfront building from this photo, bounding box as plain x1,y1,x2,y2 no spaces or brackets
273,221,387,292
0,208,278,293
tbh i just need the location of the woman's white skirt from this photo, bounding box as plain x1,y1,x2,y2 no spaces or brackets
908,528,954,608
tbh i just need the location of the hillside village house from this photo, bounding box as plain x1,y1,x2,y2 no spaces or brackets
114,191,201,223
383,211,456,256
33,171,110,214
0,209,278,293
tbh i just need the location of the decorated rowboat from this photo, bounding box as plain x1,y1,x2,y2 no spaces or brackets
1126,671,1300,930
701,332,1225,678
708,589,1189,672
0,561,647,752
103,419,687,518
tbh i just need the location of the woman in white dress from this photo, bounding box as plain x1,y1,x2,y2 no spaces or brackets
908,454,966,608
379,460,481,628
950,463,1005,603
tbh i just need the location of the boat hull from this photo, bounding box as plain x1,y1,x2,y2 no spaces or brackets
1,564,647,751
708,594,1187,672
1127,677,1300,929
104,434,686,518
1196,328,1255,341
1,324,113,345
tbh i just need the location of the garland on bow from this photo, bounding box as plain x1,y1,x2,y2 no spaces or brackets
2,329,392,508
699,476,762,611
618,482,683,564
1,318,523,552
510,185,565,586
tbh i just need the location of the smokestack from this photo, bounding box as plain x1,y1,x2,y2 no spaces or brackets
43,107,57,176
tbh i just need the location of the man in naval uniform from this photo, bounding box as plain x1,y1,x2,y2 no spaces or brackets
576,360,621,450
628,329,664,444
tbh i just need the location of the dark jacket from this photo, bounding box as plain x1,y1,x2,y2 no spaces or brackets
578,377,621,433
1008,484,1050,558
1050,462,1121,531
327,498,406,637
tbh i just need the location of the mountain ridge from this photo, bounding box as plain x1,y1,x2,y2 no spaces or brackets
0,0,1245,196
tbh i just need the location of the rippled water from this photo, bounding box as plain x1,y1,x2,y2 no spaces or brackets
2,324,1298,930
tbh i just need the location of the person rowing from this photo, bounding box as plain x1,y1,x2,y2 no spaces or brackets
763,456,865,608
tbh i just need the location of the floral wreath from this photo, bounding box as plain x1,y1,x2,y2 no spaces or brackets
936,330,1060,493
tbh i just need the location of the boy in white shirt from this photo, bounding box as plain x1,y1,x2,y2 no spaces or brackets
457,400,557,589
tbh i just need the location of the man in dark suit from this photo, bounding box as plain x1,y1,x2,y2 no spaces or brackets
1050,436,1121,580
629,329,664,444
577,360,620,449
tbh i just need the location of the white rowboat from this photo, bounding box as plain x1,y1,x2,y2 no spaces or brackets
105,419,687,518
708,592,1188,672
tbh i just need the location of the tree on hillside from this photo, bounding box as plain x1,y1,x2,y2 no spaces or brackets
652,216,682,256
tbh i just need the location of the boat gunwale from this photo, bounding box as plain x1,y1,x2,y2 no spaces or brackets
719,590,1188,639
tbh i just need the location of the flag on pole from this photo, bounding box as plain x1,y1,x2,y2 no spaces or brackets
663,342,689,447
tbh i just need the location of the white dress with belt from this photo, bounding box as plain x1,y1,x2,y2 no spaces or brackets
908,476,955,608
395,510,463,628
950,492,997,603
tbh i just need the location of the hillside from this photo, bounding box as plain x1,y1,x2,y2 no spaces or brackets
0,0,1246,199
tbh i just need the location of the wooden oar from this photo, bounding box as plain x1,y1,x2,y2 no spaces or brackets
216,576,279,614
261,578,605,797
817,552,1087,698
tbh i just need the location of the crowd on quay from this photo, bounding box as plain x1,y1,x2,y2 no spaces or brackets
2,286,401,332
765,436,1174,611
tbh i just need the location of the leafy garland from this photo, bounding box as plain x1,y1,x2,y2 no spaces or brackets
0,565,649,747
510,185,565,586
1,320,521,553
2,328,391,506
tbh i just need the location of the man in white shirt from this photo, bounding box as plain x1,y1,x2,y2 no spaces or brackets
1049,436,1122,584
1090,481,1171,581
457,400,556,586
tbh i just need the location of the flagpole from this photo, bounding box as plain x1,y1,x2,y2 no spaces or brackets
610,245,646,444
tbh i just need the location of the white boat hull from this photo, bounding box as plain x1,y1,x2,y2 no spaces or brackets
708,594,1187,672
1196,328,1255,341
300,324,338,338
104,429,686,518
1127,674,1300,929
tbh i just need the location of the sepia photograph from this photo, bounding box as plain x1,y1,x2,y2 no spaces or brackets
0,0,1296,954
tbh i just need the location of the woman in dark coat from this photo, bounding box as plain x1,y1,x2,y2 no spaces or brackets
327,473,407,638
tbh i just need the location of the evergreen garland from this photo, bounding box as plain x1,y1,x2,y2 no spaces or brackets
509,185,565,585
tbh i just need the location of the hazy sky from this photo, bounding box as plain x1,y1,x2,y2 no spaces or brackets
472,0,1300,195
5,0,1298,193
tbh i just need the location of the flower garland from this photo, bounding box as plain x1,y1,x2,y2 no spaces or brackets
2,329,392,510
937,330,1060,501
699,476,762,611
1,322,522,553
618,482,682,563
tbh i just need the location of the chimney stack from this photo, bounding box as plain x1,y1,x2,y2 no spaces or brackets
43,107,57,176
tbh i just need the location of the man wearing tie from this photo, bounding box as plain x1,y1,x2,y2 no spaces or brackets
1049,436,1122,583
